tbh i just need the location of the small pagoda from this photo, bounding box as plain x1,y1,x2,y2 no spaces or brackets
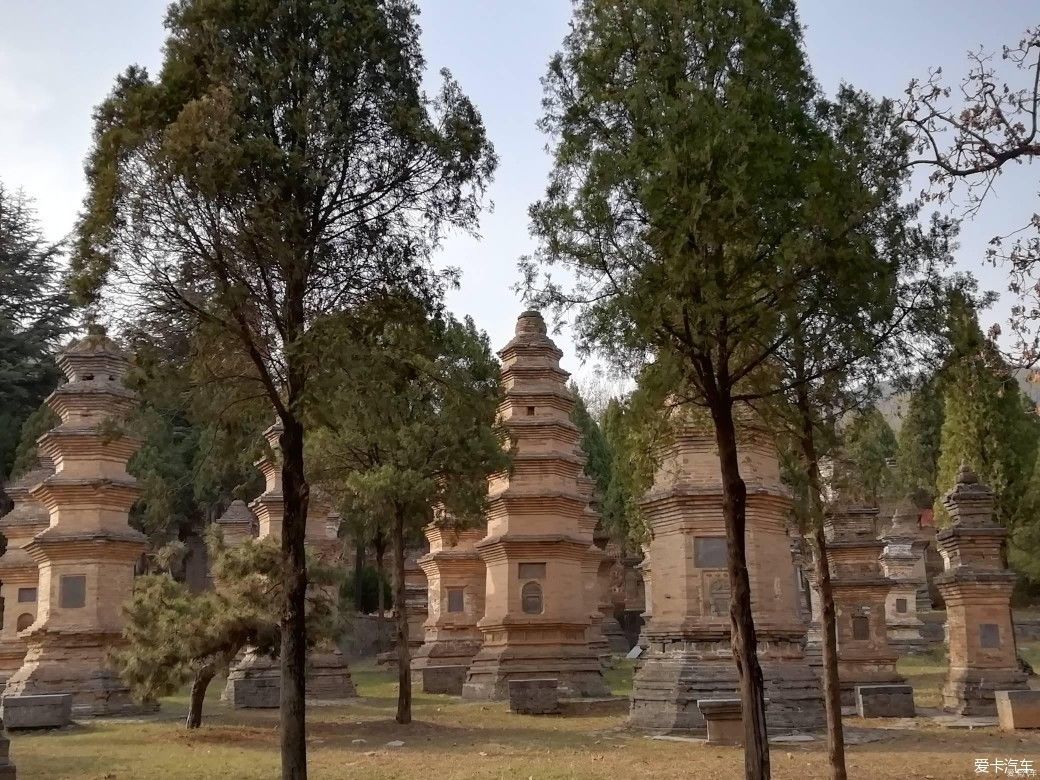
823,503,906,704
3,326,151,715
461,311,607,699
215,499,256,549
223,422,355,706
0,458,54,681
412,516,487,694
935,465,1027,715
879,500,928,653
628,422,823,733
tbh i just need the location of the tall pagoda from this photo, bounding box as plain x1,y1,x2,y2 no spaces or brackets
461,311,607,699
4,326,150,715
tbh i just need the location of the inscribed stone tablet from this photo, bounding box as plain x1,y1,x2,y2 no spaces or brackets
694,537,727,569
980,623,1000,648
518,562,546,579
59,575,86,609
852,614,870,640
446,587,464,613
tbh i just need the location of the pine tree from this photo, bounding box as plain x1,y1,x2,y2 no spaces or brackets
0,183,72,492
894,378,945,506
933,304,1040,530
114,530,343,729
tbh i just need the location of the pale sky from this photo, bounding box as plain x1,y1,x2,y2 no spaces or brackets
1,1,1037,384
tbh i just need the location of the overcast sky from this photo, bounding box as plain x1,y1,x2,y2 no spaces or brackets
1,1,1037,384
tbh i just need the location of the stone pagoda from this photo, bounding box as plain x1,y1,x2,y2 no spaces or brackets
223,421,355,706
4,326,150,715
879,500,928,653
935,465,1027,715
215,499,256,549
462,311,608,699
628,423,823,733
404,552,430,652
412,517,487,694
0,458,54,682
822,504,906,704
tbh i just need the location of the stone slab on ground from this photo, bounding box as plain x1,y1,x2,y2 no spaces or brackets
1,694,72,729
418,666,467,696
996,690,1040,731
697,699,743,746
508,678,559,715
855,685,916,718
224,677,279,709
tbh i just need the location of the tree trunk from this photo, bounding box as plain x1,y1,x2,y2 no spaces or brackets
393,505,412,724
374,532,387,651
186,663,216,729
710,400,770,780
794,368,847,780
279,415,309,780
354,538,366,612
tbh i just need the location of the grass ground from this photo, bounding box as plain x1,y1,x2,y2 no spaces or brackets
14,652,1040,780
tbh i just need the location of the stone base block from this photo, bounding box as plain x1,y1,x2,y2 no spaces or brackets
414,665,468,695
412,637,481,694
629,644,823,734
508,678,559,715
836,661,905,707
4,632,156,717
462,640,608,701
1,694,73,729
855,685,916,718
996,690,1040,730
0,733,13,780
697,698,743,745
223,649,280,709
943,667,1029,717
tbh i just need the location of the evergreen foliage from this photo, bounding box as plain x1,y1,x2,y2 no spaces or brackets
933,302,1040,534
0,183,72,486
73,1,496,769
114,530,344,729
894,378,945,506
840,406,897,505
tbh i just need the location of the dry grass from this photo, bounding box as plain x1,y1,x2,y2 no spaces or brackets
14,654,1040,779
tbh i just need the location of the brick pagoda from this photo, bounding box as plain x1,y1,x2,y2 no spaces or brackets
461,311,607,699
628,423,823,733
3,326,151,715
412,517,486,694
823,503,906,704
879,500,928,653
936,465,1027,715
0,458,54,682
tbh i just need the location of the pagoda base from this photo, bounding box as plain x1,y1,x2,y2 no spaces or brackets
0,641,27,687
306,648,357,700
223,648,279,709
942,666,1028,716
224,646,357,708
836,658,905,706
411,637,482,694
888,624,931,655
588,617,612,667
461,633,608,700
629,637,824,734
4,630,157,716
